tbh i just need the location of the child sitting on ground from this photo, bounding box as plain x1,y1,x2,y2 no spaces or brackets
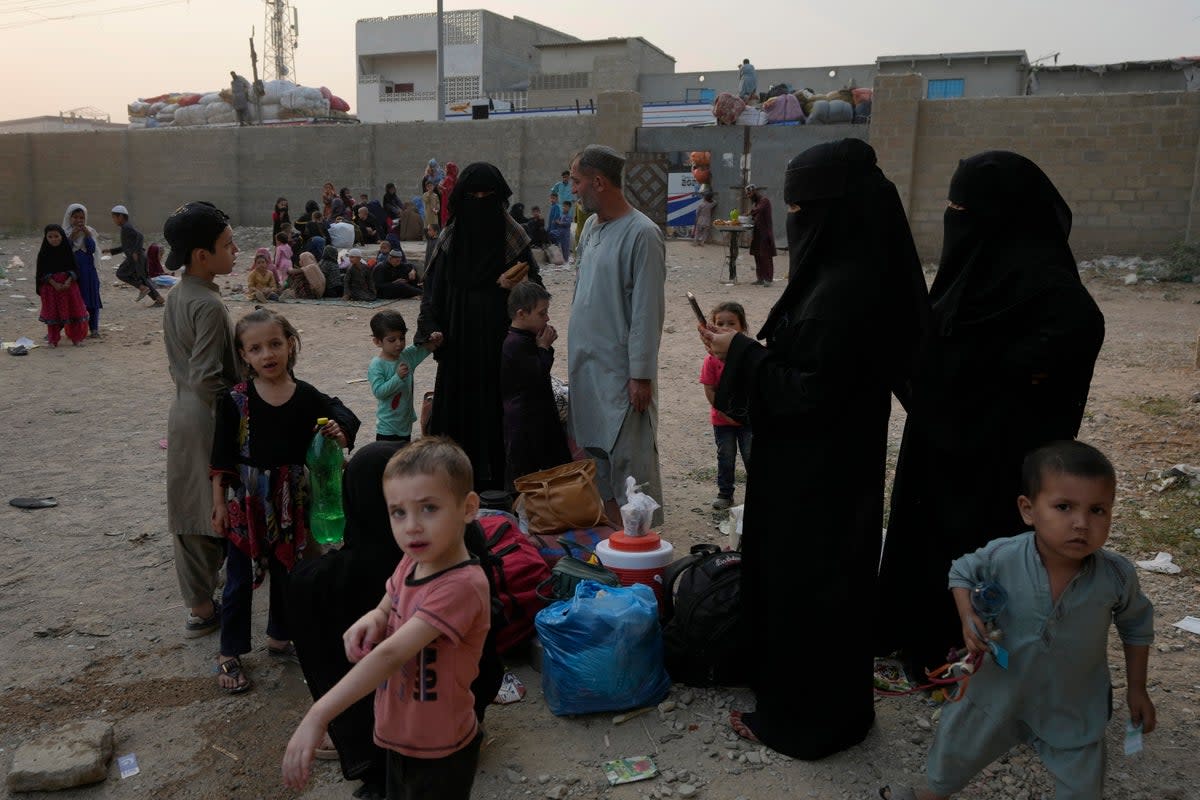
368,310,441,443
881,440,1156,800
699,302,752,509
247,248,280,302
343,248,376,302
501,281,571,485
282,437,491,800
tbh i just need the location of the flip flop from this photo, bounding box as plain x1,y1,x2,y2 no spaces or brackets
217,656,253,694
7,345,28,356
268,642,300,664
9,496,58,509
729,710,762,744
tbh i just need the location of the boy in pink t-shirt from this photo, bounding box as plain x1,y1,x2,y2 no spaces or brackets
283,437,490,799
699,302,753,510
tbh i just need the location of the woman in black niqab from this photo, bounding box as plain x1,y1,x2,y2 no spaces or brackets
415,162,543,490
290,442,503,797
876,151,1105,677
702,139,929,760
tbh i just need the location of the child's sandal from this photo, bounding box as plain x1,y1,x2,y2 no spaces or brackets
217,657,253,694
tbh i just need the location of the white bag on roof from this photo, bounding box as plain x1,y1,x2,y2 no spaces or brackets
199,92,222,105
281,86,324,111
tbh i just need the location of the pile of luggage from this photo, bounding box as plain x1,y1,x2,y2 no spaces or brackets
712,86,872,126
126,80,353,128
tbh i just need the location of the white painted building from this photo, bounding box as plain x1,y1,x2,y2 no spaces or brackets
355,10,576,123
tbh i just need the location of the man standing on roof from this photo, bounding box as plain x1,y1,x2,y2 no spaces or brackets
738,59,758,103
230,71,251,126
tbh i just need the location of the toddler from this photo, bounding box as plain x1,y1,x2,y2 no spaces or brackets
282,437,491,799
883,440,1155,800
699,302,752,509
368,310,440,442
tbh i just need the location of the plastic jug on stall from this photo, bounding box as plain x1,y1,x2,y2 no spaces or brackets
306,417,345,544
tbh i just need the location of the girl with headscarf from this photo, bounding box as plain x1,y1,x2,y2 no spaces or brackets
146,243,167,279
62,203,103,337
876,151,1105,678
415,162,543,491
699,139,930,759
304,235,326,261
284,251,326,300
37,224,91,346
288,442,504,799
509,203,528,225
272,197,290,238
319,244,344,298
438,161,459,228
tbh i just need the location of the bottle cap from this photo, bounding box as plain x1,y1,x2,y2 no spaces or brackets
316,417,329,426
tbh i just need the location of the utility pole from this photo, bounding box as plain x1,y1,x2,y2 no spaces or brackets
436,0,445,121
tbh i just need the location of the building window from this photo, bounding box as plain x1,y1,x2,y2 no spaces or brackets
927,79,965,99
384,83,414,94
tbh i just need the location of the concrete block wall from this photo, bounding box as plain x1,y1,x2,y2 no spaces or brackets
907,91,1200,257
3,115,602,237
595,91,642,156
871,74,924,214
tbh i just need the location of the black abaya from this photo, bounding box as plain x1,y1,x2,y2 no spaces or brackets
289,442,503,786
875,151,1105,676
715,139,929,759
415,163,541,491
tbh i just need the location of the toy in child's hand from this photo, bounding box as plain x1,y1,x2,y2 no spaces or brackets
969,581,1009,670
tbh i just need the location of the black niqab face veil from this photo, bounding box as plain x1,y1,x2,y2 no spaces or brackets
759,138,930,400
931,151,1079,334
443,162,515,286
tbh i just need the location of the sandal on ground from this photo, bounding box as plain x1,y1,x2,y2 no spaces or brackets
879,787,919,800
217,656,253,694
729,710,762,744
315,734,338,761
184,602,221,638
267,641,300,664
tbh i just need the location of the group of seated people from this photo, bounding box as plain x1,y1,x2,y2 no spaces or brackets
247,235,422,304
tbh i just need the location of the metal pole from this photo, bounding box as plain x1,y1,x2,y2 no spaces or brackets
436,0,445,121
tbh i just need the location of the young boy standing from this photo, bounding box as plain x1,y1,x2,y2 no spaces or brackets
282,437,491,799
500,282,571,485
104,204,164,306
884,440,1156,800
161,202,240,637
368,310,440,443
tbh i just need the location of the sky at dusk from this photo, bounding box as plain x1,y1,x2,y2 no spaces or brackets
2,0,1197,123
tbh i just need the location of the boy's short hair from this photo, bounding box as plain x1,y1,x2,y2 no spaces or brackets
370,309,407,339
384,436,474,500
562,200,572,207
163,201,230,269
507,281,551,319
1022,440,1116,497
573,145,625,188
275,231,289,244
531,206,541,213
711,301,748,330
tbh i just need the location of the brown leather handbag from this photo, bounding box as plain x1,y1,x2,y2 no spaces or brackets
513,459,611,536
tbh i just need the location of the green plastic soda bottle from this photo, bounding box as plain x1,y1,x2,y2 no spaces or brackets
307,417,345,544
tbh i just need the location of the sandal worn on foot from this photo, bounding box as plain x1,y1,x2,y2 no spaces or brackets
267,641,300,664
729,710,762,744
217,656,253,694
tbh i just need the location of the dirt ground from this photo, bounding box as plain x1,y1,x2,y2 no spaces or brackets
1,227,1197,800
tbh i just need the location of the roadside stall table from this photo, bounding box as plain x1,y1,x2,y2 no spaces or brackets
712,221,755,283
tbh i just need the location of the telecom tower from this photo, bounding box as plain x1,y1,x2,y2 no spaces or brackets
263,0,299,82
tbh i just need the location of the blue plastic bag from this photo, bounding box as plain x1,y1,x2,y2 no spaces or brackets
535,580,671,716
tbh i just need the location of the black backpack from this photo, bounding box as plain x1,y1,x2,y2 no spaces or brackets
661,544,748,687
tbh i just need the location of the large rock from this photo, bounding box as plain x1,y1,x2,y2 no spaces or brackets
7,720,114,792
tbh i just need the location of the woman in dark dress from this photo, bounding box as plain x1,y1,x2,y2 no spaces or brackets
876,151,1105,677
700,139,929,760
415,162,541,491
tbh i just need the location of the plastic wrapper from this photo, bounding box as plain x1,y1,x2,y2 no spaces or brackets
535,581,670,716
619,476,660,536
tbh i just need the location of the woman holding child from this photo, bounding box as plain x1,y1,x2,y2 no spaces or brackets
416,162,541,491
876,151,1105,678
699,139,929,759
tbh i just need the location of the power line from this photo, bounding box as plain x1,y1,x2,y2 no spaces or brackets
0,0,185,29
